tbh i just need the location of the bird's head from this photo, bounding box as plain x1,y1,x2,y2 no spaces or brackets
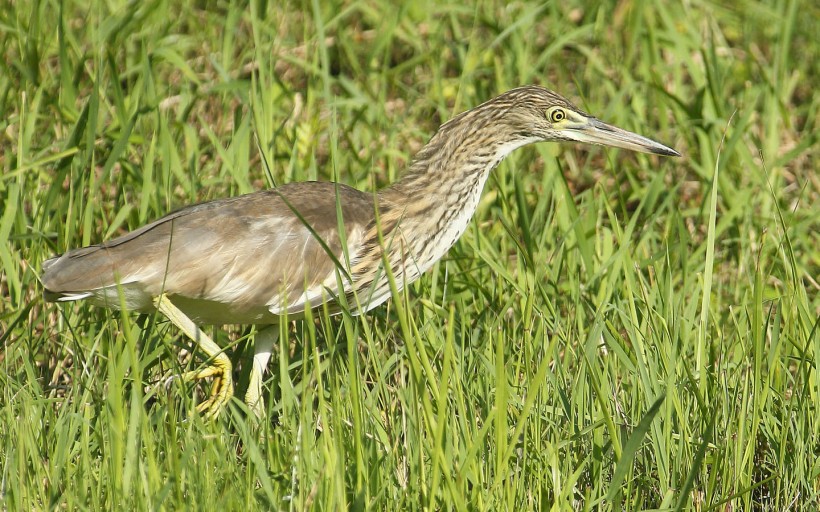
472,85,681,157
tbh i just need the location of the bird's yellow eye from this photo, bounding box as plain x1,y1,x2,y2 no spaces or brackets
549,108,566,123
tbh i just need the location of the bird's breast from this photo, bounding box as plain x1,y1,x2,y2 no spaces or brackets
410,171,491,273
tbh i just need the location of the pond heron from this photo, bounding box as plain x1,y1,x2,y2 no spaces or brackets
42,86,679,419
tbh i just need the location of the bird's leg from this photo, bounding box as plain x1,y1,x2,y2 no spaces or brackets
152,293,233,420
244,326,279,418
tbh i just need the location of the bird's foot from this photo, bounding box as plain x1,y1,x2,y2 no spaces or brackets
152,293,234,420
182,363,234,420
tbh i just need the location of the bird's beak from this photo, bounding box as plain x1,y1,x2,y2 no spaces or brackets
565,117,680,157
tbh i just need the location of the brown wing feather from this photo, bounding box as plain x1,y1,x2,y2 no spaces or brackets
42,182,376,324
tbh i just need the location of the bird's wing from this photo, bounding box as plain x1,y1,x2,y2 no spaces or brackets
42,182,377,322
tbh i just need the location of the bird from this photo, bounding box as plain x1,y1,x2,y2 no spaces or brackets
41,86,680,419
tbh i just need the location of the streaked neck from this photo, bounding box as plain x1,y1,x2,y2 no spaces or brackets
377,115,537,270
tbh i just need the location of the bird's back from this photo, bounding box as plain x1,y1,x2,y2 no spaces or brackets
42,182,379,324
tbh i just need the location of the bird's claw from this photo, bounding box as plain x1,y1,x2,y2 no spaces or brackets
190,364,233,420
163,364,233,420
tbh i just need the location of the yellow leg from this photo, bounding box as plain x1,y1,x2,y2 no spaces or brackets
244,326,279,418
153,293,233,420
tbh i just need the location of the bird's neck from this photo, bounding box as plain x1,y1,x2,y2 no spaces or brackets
377,119,536,274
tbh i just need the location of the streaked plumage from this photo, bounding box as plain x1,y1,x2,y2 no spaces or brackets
42,86,679,418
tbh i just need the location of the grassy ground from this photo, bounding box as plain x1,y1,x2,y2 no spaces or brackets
1,0,818,509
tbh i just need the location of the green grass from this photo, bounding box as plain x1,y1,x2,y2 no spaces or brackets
2,0,818,509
